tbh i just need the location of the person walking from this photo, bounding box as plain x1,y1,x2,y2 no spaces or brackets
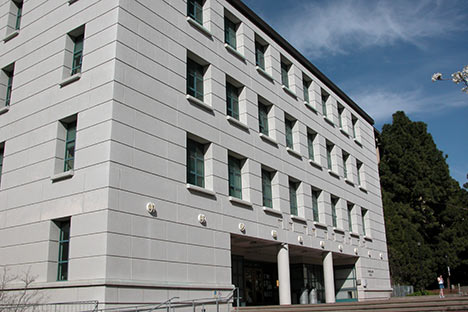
438,275,445,298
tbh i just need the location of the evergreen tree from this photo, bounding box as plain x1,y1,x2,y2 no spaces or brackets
380,111,468,290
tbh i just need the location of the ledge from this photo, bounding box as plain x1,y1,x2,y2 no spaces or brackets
186,184,216,197
229,196,253,208
282,85,297,98
3,30,19,42
224,43,246,62
226,115,249,131
344,178,355,186
340,127,350,136
291,215,307,223
304,102,318,113
59,73,81,87
255,66,274,81
263,206,282,216
323,115,335,126
350,232,360,238
308,159,322,170
364,235,373,242
259,133,278,146
51,170,74,182
186,94,214,112
358,185,368,193
286,147,301,159
328,169,340,179
313,221,328,229
186,16,212,38
333,227,345,234
0,106,9,115
354,138,363,147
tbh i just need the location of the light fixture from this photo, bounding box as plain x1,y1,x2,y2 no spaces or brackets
271,230,278,239
198,214,206,224
146,202,156,214
238,223,246,232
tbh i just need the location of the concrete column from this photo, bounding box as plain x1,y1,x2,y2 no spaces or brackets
277,243,291,305
322,251,336,303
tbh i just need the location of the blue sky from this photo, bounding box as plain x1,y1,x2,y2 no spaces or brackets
243,0,468,186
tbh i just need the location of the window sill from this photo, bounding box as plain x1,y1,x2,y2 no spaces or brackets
282,85,297,98
259,133,278,146
358,185,368,193
304,101,318,113
51,170,74,182
328,169,340,179
286,147,301,159
226,115,249,131
344,178,355,186
229,196,253,208
340,127,350,137
186,16,212,38
291,215,307,223
313,221,328,229
350,232,360,238
3,30,19,43
263,206,282,216
333,227,345,234
59,73,81,87
364,235,373,242
256,66,274,82
186,94,214,112
323,115,334,126
354,138,363,147
224,43,246,62
0,106,9,115
186,184,216,197
308,159,322,170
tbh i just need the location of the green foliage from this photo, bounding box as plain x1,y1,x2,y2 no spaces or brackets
407,290,430,296
380,111,468,290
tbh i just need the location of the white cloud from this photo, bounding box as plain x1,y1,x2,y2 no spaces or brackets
278,0,466,57
352,89,467,122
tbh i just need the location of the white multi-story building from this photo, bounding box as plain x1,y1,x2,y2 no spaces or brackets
0,0,391,307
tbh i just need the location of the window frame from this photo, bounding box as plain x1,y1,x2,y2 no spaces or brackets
285,118,294,149
312,188,320,222
303,76,311,103
361,208,368,236
224,16,237,49
0,143,4,187
187,58,205,101
261,169,273,208
280,58,290,88
228,155,242,199
255,40,266,70
226,81,240,120
338,104,344,128
63,120,76,172
71,34,84,75
331,196,338,228
258,102,270,136
326,141,334,170
4,69,13,107
187,138,205,188
347,203,353,232
342,151,349,179
289,179,298,216
307,130,316,161
57,219,70,281
187,0,203,25
321,89,329,116
14,1,23,30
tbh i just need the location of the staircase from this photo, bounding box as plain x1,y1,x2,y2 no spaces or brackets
235,296,468,312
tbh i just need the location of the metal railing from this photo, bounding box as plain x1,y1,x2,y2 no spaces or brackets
0,300,99,312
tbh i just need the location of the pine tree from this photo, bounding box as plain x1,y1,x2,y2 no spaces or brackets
380,111,468,290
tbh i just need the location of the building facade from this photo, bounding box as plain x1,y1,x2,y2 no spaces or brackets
0,0,392,307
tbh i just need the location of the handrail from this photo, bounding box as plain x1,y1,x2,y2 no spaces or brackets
149,296,179,312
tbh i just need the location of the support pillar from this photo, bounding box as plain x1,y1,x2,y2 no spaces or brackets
277,243,291,305
323,251,335,303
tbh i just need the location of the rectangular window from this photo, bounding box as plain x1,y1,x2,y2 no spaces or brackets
187,138,205,187
321,89,329,116
331,196,338,227
307,131,316,161
338,104,344,128
285,118,294,149
226,82,239,120
361,208,368,236
255,40,265,70
0,143,4,187
228,156,242,199
351,115,358,139
64,121,76,172
224,17,237,49
281,58,290,88
312,188,320,222
261,169,272,208
71,34,84,75
326,141,333,170
57,219,70,281
187,58,204,101
14,1,22,30
258,102,269,135
303,76,311,103
342,151,349,179
289,180,298,216
2,65,14,107
187,0,203,24
356,160,363,186
347,203,353,232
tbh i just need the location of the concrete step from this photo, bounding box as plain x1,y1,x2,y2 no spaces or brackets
235,296,468,312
